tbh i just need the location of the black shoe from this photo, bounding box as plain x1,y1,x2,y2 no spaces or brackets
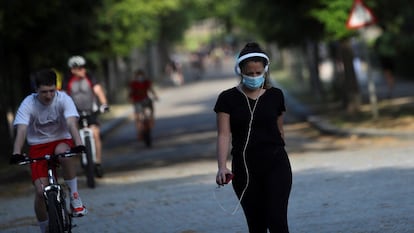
95,164,104,178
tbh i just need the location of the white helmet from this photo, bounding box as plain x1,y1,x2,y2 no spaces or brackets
68,55,86,68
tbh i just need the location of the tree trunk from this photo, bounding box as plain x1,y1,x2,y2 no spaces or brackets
305,39,324,100
0,43,31,162
340,39,360,113
332,39,360,113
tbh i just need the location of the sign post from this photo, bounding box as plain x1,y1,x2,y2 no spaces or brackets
346,0,379,119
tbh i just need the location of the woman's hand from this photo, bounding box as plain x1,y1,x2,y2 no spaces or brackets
216,168,233,186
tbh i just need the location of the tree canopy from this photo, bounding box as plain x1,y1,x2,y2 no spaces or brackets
2,0,414,155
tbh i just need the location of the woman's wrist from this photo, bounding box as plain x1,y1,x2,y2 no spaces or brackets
218,162,227,170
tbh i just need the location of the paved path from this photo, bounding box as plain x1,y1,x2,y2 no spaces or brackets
1,75,414,233
2,141,414,233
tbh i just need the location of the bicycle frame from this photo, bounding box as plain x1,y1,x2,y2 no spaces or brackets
78,113,96,165
43,164,64,200
18,152,77,233
78,111,97,188
140,107,152,126
137,99,153,147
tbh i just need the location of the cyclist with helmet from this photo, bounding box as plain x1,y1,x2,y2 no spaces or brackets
64,55,109,178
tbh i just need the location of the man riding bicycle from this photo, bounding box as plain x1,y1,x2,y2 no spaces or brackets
129,69,158,141
10,69,87,233
64,55,109,177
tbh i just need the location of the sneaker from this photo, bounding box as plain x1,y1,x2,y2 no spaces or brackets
70,192,87,217
95,163,104,178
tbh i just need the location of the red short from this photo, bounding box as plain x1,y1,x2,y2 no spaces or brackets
28,139,74,182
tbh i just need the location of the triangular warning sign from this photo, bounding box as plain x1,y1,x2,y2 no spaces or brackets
346,0,377,29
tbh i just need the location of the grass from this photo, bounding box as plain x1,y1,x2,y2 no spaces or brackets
328,99,414,131
271,69,414,132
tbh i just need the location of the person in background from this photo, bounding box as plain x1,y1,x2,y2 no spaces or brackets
214,42,292,233
165,59,184,86
129,69,159,141
10,69,87,233
375,32,396,98
64,55,109,177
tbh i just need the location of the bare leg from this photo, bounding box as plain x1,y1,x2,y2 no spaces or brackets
149,115,155,129
136,113,144,139
34,178,49,221
136,113,142,129
56,142,76,179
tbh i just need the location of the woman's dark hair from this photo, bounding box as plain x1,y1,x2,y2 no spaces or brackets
33,69,57,88
238,42,269,68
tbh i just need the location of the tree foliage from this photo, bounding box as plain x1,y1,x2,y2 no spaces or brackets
95,0,181,57
368,0,414,75
0,0,204,156
235,0,324,47
310,0,358,41
2,0,414,156
0,0,101,69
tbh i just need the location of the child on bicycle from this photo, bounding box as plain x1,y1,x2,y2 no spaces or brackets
10,69,88,233
128,69,159,141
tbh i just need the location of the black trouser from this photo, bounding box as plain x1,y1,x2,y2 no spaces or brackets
232,147,292,233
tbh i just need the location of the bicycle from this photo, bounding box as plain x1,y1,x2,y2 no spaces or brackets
137,98,154,148
78,111,97,189
17,150,81,233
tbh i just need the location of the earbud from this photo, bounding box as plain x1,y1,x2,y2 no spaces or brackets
234,52,270,75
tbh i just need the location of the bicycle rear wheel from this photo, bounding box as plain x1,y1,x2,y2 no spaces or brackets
142,120,152,147
84,136,96,188
47,191,65,233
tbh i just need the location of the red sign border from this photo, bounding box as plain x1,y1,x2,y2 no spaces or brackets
346,0,377,30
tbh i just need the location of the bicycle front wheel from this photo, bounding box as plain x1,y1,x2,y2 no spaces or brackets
47,191,65,233
61,193,72,233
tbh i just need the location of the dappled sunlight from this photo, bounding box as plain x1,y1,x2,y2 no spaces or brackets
99,160,217,185
155,77,238,119
284,121,412,155
157,104,208,118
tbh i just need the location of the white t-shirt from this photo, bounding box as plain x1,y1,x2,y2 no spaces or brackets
13,91,79,145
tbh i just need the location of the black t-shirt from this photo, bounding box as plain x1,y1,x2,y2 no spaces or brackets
214,86,286,158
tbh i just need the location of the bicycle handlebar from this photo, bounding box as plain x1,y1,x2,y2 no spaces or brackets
78,105,109,117
18,151,80,165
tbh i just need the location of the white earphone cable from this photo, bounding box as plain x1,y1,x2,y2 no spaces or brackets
214,84,262,215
